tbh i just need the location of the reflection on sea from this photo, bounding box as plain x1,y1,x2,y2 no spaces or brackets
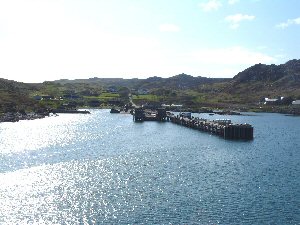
0,110,299,224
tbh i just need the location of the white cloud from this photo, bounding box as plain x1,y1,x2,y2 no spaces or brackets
159,24,180,32
228,0,239,5
225,14,255,29
225,14,255,23
199,0,222,12
276,17,300,29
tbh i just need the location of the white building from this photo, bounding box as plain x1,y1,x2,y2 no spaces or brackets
292,100,300,105
264,98,279,105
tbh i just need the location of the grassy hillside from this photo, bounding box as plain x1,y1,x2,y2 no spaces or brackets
0,78,41,113
224,59,300,102
1,59,300,114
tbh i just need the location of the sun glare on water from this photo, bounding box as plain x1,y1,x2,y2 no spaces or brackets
0,114,91,154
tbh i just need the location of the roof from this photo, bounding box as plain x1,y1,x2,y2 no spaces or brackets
265,98,278,102
292,100,300,105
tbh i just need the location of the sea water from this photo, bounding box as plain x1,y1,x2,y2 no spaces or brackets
0,110,299,224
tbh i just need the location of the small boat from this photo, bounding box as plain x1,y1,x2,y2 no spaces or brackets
209,113,214,116
110,108,120,113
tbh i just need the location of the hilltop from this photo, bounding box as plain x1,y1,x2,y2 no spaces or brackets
233,59,300,84
223,59,300,104
53,74,228,90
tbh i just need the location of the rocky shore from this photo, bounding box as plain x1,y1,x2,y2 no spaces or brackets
0,108,91,123
0,112,51,123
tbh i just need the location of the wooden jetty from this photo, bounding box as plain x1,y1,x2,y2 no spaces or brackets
133,108,253,140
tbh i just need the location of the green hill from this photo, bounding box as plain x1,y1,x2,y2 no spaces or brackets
0,78,41,113
224,59,300,103
1,59,300,114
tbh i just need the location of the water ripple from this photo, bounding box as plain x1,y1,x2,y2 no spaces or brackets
0,110,299,224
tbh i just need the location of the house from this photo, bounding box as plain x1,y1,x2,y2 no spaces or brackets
63,94,80,99
264,98,279,105
33,95,54,100
33,95,42,101
161,104,183,110
171,104,183,108
292,100,300,106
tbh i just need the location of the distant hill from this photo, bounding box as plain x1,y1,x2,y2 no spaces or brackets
55,77,141,87
53,59,300,93
54,73,229,90
139,74,229,90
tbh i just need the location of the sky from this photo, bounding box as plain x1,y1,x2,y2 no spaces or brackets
0,0,299,83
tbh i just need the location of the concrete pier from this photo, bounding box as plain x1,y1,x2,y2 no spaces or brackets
168,114,253,140
133,108,254,140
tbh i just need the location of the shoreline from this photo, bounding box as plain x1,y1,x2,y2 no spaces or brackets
0,112,50,123
0,109,91,123
52,109,90,114
1,106,299,123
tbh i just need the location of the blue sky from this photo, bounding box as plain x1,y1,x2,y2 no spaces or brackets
0,0,299,82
